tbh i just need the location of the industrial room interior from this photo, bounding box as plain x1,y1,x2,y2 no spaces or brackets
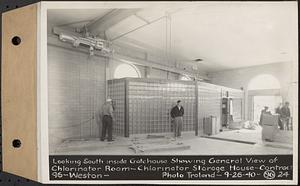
46,2,297,155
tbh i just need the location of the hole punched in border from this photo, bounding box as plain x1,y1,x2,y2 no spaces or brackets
11,36,22,46
12,139,22,148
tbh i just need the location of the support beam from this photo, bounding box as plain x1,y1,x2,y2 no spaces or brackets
145,66,152,78
87,9,141,36
47,33,209,80
112,53,208,80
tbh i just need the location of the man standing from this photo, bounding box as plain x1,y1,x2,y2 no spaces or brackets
100,98,114,141
275,103,283,130
280,102,291,130
170,100,184,138
259,106,271,126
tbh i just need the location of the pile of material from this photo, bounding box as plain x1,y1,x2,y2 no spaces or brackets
242,120,259,130
129,135,191,154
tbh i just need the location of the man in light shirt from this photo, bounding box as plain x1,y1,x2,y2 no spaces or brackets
100,98,114,141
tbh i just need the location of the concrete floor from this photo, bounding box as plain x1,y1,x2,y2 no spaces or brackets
52,127,293,155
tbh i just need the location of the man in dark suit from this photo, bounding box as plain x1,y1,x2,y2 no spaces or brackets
170,100,184,138
259,106,271,126
275,103,283,129
280,102,291,130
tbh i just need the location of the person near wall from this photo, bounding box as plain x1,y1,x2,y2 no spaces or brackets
259,106,271,126
170,100,184,138
100,98,114,142
275,103,283,130
280,102,291,130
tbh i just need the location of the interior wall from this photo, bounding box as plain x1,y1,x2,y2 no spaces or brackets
108,59,146,79
111,39,182,80
48,45,107,153
208,62,295,120
47,43,184,152
108,59,179,80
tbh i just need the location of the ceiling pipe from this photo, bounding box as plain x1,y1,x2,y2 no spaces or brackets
110,5,191,41
111,15,166,41
86,9,141,36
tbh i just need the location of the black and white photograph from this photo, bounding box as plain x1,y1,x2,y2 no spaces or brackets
1,1,297,184
46,1,297,157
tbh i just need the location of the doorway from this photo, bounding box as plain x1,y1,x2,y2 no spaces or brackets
253,96,282,123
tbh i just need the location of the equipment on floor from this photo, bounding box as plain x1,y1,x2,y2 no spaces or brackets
203,116,218,135
261,114,279,141
221,89,244,129
222,97,232,128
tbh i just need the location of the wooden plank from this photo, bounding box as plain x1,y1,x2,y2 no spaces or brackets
139,143,191,153
1,4,38,181
201,136,256,145
146,134,165,139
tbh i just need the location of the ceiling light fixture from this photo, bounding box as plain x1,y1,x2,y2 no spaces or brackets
194,58,203,62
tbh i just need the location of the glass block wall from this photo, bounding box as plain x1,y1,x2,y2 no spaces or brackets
197,82,222,134
127,79,196,134
107,78,243,137
107,79,126,136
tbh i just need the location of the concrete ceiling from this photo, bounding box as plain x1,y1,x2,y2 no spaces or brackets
47,2,297,72
48,9,112,28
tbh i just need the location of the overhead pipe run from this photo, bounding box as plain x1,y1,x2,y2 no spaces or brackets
52,27,209,81
110,6,194,41
58,33,114,56
86,9,142,36
111,15,166,41
55,25,114,56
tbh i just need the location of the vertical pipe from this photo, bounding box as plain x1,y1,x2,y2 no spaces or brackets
105,59,109,99
79,56,82,139
89,56,93,138
219,89,223,131
125,78,129,137
195,81,199,136
242,89,246,120
104,59,108,137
